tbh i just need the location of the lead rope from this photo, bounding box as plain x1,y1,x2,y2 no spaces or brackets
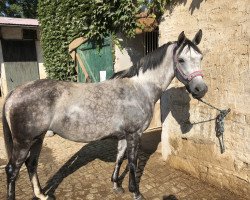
198,99,231,154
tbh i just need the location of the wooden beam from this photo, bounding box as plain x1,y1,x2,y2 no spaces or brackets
69,37,88,53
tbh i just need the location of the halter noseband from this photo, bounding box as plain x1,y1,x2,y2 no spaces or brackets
173,44,203,83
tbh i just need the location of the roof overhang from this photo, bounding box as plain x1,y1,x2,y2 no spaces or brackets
0,17,39,28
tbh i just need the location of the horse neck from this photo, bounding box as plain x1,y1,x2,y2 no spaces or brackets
131,44,176,103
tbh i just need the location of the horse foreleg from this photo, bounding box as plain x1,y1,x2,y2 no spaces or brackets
25,136,53,200
5,144,30,200
111,139,127,193
126,133,145,200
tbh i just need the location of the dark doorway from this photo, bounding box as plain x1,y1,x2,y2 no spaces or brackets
1,39,37,62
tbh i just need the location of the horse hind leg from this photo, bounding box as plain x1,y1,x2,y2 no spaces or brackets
5,142,31,200
111,139,127,194
25,136,53,200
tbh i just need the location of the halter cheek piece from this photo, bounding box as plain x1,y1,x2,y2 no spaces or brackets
175,62,203,82
173,44,203,83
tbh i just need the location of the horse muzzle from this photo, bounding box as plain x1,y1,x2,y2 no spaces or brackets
186,81,208,99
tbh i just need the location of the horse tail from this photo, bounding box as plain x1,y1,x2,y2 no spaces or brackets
2,91,13,161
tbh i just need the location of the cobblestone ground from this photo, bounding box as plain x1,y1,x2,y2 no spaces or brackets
0,130,247,200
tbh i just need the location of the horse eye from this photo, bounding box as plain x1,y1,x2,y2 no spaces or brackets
178,58,185,63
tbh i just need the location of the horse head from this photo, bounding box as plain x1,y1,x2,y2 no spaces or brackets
174,30,208,99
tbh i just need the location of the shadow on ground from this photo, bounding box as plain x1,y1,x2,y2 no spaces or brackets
43,132,161,197
43,138,118,196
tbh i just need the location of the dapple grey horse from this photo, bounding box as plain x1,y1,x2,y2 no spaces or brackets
3,30,207,200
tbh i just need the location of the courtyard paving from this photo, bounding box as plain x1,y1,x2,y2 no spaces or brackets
0,97,247,200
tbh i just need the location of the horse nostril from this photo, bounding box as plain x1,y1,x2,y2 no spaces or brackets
191,84,208,99
195,87,200,92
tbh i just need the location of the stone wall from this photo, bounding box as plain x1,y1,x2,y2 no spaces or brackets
159,0,250,197
114,33,144,72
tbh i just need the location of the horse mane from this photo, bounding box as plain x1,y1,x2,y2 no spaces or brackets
111,39,202,79
111,42,174,79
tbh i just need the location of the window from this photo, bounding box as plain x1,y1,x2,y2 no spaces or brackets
144,28,159,55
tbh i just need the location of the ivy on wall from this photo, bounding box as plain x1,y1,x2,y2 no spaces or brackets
38,0,171,80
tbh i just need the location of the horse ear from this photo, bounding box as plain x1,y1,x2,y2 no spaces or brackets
192,29,202,45
177,31,186,46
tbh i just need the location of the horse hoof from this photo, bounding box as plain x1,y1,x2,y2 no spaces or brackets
32,195,55,200
46,195,56,200
134,194,146,200
113,186,125,194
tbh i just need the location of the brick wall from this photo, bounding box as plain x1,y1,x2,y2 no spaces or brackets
159,0,250,197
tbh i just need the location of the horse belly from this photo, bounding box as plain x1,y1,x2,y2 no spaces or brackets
50,113,119,143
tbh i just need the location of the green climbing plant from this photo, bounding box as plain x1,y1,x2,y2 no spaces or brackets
38,0,172,80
